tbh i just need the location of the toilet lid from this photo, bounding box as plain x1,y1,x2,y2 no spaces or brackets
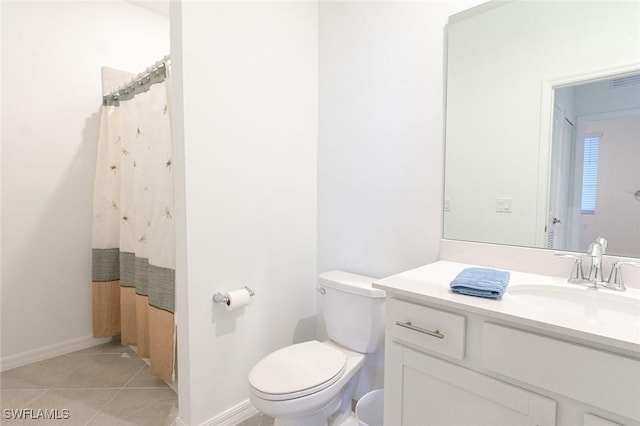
249,340,347,401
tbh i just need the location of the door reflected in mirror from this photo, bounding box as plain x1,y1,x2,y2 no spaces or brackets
548,75,640,258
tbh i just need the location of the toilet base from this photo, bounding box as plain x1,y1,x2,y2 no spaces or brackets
266,375,360,426
272,405,358,426
330,411,358,426
272,393,341,426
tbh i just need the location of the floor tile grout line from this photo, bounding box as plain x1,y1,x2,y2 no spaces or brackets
83,385,177,426
82,350,149,426
47,352,102,389
53,350,146,391
118,386,171,390
121,363,148,389
1,387,51,391
0,389,48,410
2,343,177,425
82,386,124,426
2,386,168,391
0,351,96,392
0,342,132,390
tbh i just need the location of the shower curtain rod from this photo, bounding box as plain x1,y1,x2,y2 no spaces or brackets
103,54,171,106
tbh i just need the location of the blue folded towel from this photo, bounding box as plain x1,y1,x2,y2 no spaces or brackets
450,267,510,299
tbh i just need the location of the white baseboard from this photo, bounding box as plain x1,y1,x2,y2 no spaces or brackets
0,335,112,372
201,399,260,426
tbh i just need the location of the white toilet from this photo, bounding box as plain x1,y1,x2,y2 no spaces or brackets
248,270,386,426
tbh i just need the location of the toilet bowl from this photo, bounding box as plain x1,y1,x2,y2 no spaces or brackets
249,340,364,426
248,271,385,426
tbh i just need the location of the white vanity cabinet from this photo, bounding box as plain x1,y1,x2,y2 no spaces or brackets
384,298,557,426
382,296,640,426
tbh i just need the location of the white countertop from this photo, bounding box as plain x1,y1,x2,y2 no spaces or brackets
373,260,640,356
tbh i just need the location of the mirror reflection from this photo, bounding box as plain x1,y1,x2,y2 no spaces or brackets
549,76,640,257
443,0,640,257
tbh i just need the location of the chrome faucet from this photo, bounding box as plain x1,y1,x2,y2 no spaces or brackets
558,236,636,291
554,253,585,284
606,261,640,292
588,236,611,287
595,236,608,253
587,241,604,286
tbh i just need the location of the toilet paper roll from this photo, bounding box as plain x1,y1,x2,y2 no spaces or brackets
225,288,251,311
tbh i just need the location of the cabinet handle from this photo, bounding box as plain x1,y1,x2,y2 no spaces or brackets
396,321,444,339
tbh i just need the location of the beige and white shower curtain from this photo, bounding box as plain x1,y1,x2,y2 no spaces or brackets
92,69,175,383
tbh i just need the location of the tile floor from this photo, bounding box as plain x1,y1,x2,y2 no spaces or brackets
0,340,177,425
236,413,274,426
0,340,274,426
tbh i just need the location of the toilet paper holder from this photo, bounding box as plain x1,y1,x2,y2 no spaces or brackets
213,286,255,305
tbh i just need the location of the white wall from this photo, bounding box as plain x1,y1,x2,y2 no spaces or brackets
171,2,318,424
1,1,169,364
317,0,483,402
318,0,483,280
170,1,484,422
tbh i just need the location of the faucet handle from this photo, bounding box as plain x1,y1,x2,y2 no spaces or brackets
595,236,608,254
554,253,585,284
606,261,640,292
587,242,605,283
587,242,602,258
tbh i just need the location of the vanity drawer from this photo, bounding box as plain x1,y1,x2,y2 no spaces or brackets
387,298,465,360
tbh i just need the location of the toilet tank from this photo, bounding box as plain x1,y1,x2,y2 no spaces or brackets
319,271,386,353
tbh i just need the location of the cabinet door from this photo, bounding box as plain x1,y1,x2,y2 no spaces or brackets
398,346,556,426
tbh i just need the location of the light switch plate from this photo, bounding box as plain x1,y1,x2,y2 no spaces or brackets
496,198,512,213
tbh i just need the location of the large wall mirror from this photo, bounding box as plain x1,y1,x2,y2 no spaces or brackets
443,0,640,258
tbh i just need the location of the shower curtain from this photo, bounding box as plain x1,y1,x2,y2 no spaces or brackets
91,67,175,383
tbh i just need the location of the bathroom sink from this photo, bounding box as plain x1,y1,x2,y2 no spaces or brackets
508,284,640,320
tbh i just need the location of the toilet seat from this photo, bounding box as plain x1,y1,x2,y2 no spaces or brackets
249,340,347,401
